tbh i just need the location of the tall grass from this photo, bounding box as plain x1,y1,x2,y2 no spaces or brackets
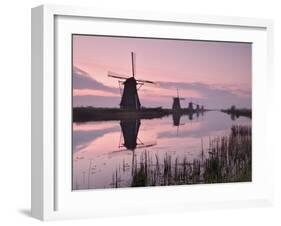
112,125,251,188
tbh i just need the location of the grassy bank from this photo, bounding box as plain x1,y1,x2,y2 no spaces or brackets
73,107,171,122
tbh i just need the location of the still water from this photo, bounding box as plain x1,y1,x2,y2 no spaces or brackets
72,111,251,190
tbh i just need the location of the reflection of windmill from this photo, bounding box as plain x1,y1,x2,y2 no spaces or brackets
188,99,198,121
172,88,185,111
118,118,156,151
108,52,156,110
110,118,156,175
188,112,193,121
172,113,185,136
200,105,205,116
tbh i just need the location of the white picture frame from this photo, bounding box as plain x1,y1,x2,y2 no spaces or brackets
31,4,274,221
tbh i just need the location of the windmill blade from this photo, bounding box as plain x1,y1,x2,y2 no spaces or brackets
136,79,157,85
131,52,136,77
109,148,131,154
108,141,157,155
135,141,157,150
108,71,128,80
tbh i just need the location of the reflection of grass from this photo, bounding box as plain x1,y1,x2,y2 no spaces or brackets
112,125,251,188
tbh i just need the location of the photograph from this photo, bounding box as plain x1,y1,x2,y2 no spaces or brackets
72,35,252,190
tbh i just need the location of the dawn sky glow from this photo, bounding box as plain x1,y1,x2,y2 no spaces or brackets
73,35,252,109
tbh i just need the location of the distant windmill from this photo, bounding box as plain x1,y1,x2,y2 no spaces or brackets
108,52,157,110
172,88,185,111
188,98,197,113
200,105,205,112
188,98,203,114
196,103,200,113
188,102,194,112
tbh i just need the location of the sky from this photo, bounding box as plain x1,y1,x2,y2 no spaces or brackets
73,35,252,109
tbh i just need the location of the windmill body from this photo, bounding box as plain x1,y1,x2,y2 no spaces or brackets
196,104,200,113
172,97,181,110
172,88,185,111
120,77,141,110
188,102,194,112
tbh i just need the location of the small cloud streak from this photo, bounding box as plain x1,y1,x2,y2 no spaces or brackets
73,67,119,94
73,89,118,97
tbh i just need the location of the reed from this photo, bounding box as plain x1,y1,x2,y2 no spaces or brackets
127,125,251,187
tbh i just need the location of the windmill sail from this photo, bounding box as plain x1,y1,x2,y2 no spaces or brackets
131,52,136,77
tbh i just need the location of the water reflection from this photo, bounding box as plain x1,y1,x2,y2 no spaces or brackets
72,111,251,190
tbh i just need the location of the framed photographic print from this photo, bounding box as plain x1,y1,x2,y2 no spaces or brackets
31,4,274,220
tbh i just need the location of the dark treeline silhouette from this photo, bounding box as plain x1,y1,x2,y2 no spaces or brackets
73,106,207,122
221,105,252,119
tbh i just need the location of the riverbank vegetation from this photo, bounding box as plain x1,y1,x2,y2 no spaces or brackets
112,125,252,187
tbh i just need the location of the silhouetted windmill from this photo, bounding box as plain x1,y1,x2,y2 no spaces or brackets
196,104,200,114
188,102,194,113
188,98,197,113
188,99,201,120
172,88,185,111
108,52,157,110
188,99,203,114
200,105,205,111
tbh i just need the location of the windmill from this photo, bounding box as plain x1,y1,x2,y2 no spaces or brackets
188,98,203,114
172,88,185,111
108,52,156,110
188,101,194,112
188,98,197,113
196,103,200,113
200,105,205,115
200,105,205,111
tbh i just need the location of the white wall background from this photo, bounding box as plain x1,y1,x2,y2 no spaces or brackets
0,0,280,225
